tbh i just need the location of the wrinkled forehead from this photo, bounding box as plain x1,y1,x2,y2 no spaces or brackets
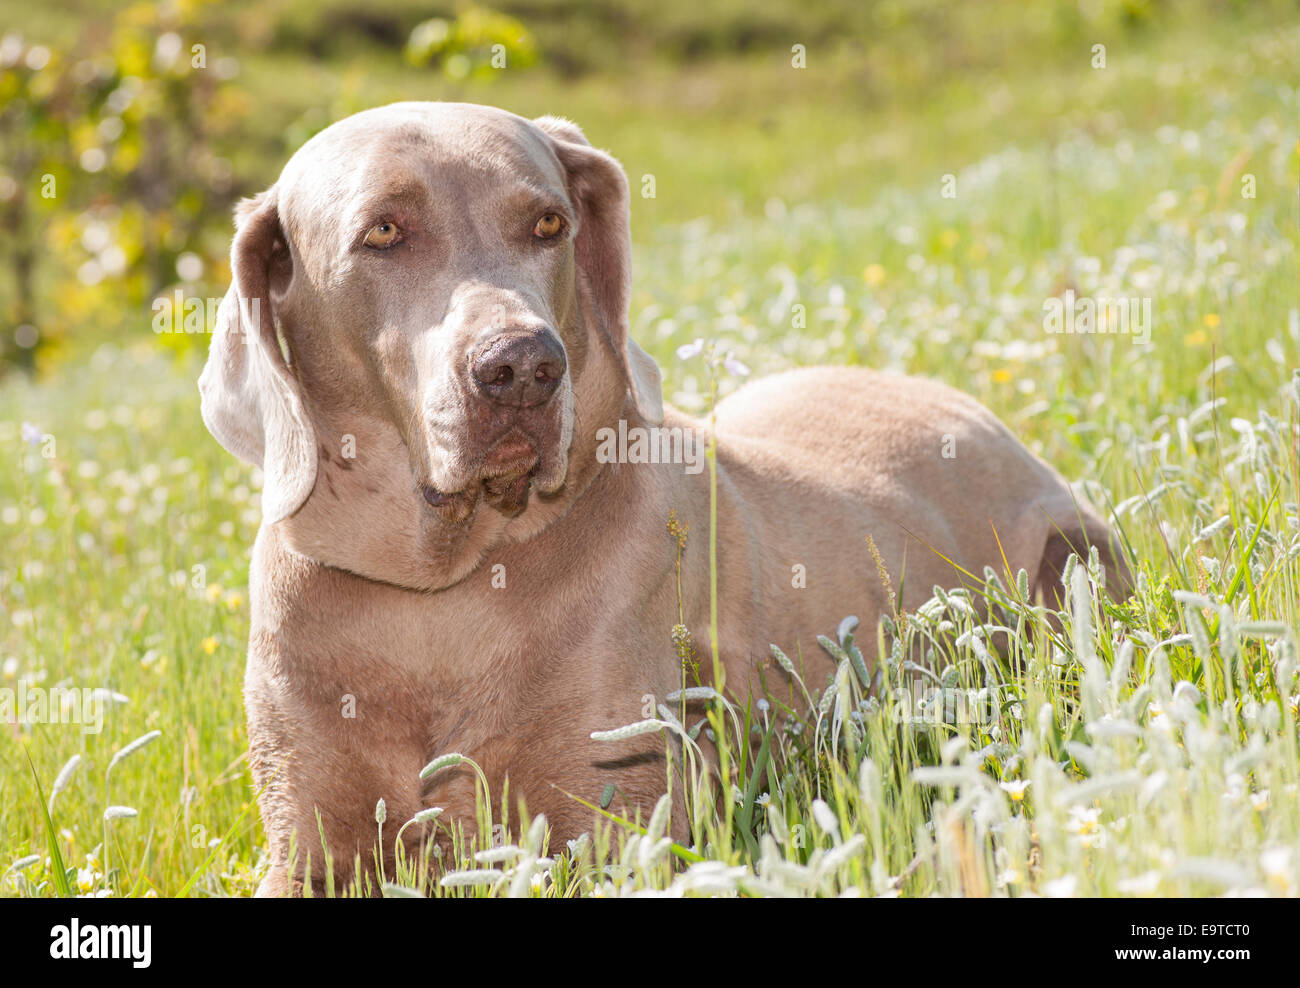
275,103,568,238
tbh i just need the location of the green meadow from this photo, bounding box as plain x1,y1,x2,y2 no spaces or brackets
1,0,1299,896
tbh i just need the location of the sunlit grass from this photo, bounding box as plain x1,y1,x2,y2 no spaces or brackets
1,10,1298,896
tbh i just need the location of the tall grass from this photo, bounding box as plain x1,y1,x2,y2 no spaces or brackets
1,10,1298,897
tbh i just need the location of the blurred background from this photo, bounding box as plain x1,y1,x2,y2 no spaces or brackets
1,0,1295,381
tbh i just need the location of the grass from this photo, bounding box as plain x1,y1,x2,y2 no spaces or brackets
1,3,1299,896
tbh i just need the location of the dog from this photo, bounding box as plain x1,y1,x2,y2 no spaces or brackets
198,102,1126,896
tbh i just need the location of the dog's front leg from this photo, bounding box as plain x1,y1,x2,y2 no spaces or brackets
245,660,434,897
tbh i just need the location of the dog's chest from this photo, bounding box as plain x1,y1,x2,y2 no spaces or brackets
251,545,618,734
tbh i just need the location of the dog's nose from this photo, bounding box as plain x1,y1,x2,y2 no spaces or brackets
471,330,566,407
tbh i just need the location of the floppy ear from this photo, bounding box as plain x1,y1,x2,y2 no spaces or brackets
198,188,318,524
534,115,663,425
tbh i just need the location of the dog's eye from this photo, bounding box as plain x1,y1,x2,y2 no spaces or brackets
364,221,402,249
533,213,564,239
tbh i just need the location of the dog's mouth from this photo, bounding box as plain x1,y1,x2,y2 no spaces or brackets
421,432,541,522
478,434,540,517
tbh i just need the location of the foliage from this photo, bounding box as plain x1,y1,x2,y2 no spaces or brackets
0,0,247,373
405,5,538,80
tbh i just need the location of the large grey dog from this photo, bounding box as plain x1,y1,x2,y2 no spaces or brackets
199,101,1124,896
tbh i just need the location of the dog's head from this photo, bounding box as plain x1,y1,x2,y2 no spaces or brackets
199,102,663,589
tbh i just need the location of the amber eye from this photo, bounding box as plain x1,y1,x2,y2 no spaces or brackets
364,221,401,249
533,213,563,239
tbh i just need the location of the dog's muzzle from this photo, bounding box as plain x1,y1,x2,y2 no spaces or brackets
420,328,568,522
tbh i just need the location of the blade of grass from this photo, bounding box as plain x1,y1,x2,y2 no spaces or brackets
24,748,71,898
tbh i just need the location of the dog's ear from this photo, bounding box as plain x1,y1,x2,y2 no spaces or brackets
534,115,663,425
198,188,318,523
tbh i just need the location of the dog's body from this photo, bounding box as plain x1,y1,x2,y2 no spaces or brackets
199,102,1121,896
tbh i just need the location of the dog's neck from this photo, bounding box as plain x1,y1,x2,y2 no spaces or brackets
268,389,665,593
